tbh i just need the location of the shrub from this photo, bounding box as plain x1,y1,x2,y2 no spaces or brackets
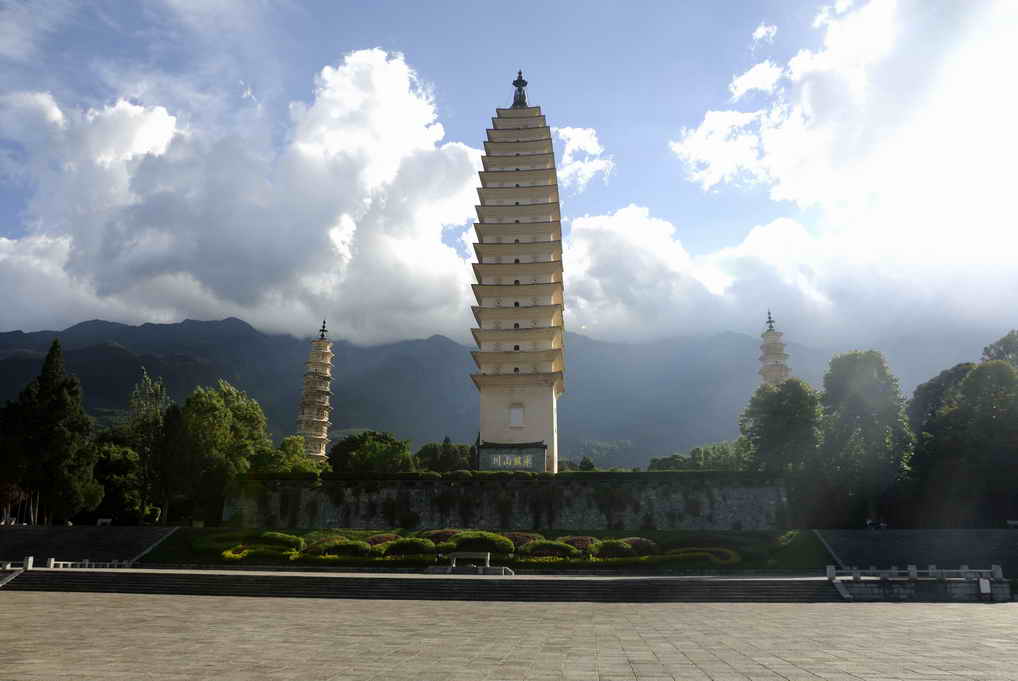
419,528,464,543
258,531,305,551
521,540,580,558
445,470,473,480
326,540,372,557
512,471,536,480
221,543,296,562
450,531,514,554
302,529,356,545
385,537,437,556
619,537,659,556
222,545,250,561
303,537,351,556
369,541,394,556
502,532,544,550
366,533,401,545
435,541,456,553
593,539,635,558
556,535,600,552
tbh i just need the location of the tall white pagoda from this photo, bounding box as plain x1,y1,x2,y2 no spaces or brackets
759,311,791,386
297,320,334,458
469,71,565,473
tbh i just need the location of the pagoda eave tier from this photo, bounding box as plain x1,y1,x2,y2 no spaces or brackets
483,140,553,156
475,203,561,221
471,348,563,367
474,221,561,240
477,186,559,202
471,303,562,324
471,326,563,345
495,106,542,117
478,169,557,187
471,370,564,394
481,154,555,171
472,282,563,301
472,261,563,277
486,126,551,142
492,114,546,129
473,240,562,259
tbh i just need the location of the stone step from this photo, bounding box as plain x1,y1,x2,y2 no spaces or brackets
2,571,842,602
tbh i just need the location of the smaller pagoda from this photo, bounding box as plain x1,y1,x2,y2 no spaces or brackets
759,311,791,386
297,320,334,457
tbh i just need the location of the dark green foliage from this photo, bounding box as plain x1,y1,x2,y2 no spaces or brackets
249,435,327,475
445,469,473,480
593,539,635,558
303,537,351,556
258,531,304,551
385,537,436,555
328,431,415,474
578,456,596,471
502,531,543,550
649,439,753,471
86,442,145,524
415,437,472,472
2,340,103,523
739,379,822,475
908,363,975,436
520,540,580,557
618,537,660,555
450,530,514,553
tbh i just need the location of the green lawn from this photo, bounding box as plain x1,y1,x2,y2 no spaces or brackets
142,527,832,571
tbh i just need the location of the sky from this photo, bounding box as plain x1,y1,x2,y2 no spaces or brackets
1,0,1016,367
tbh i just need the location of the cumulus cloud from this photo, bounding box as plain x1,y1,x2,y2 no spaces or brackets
0,49,480,343
553,127,615,192
728,60,783,101
597,0,1018,349
751,22,777,48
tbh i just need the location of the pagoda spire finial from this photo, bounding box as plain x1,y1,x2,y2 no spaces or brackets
319,319,328,340
766,310,775,331
511,70,528,108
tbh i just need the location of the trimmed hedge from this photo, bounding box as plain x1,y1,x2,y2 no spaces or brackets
521,540,580,558
303,537,350,556
385,537,437,556
502,532,544,550
593,539,635,558
366,533,401,545
666,547,740,565
258,531,305,551
619,537,659,556
450,531,514,554
418,528,465,543
326,540,372,557
556,535,599,552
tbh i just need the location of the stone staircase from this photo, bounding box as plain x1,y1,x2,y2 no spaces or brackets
1,570,842,602
818,530,1018,575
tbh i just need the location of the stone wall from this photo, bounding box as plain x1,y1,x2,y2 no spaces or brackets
223,473,786,531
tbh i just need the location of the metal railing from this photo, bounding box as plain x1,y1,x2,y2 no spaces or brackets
827,564,1004,580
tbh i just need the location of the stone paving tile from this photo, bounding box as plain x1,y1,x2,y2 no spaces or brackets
0,594,1017,681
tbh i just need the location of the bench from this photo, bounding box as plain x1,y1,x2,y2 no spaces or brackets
448,552,491,568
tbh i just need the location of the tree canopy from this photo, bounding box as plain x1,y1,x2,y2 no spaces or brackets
328,431,415,473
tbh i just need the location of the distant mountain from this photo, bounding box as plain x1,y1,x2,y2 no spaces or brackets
0,317,982,467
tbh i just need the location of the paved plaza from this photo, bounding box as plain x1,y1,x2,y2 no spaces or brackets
1,592,1016,681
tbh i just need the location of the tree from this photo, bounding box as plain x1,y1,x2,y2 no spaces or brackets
250,436,327,474
982,330,1018,367
87,443,145,524
578,456,597,471
328,431,415,473
739,379,822,475
907,363,974,436
819,350,913,524
127,368,170,516
8,340,103,524
415,437,472,472
910,360,1018,526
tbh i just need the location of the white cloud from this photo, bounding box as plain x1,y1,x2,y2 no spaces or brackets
0,49,480,344
751,22,778,47
647,0,1018,347
0,0,74,61
729,60,783,101
553,126,615,192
